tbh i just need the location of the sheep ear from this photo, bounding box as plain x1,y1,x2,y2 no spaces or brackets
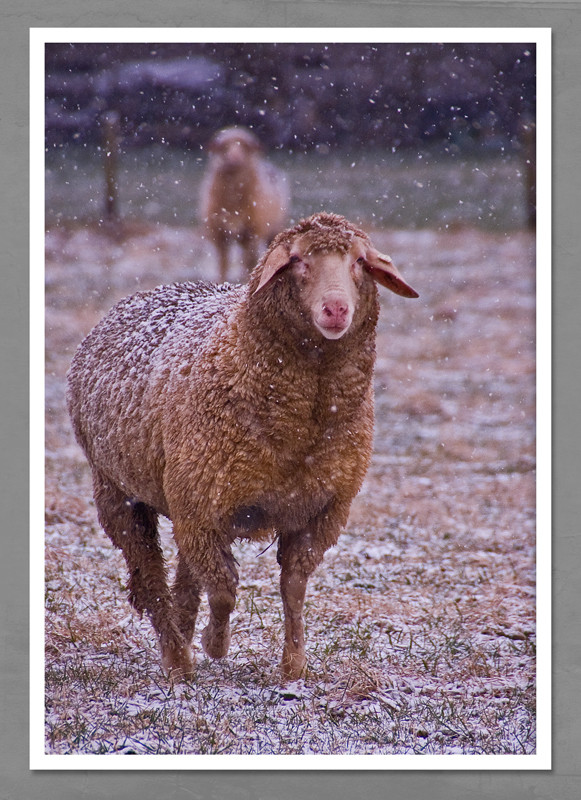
246,134,263,153
253,245,292,294
364,248,419,298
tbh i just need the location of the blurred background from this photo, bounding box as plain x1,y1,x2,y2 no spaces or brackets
44,41,536,233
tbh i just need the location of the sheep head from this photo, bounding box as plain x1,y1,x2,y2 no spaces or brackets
207,126,262,171
252,213,418,340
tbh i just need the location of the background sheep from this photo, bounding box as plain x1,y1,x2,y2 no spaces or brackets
66,212,418,680
199,126,289,281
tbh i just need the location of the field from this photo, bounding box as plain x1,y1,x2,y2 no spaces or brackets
42,148,537,758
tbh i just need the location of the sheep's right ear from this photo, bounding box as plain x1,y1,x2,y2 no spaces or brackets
253,245,292,294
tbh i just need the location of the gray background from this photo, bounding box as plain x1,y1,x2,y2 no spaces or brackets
2,1,578,798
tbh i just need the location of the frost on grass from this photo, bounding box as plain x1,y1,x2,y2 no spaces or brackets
44,218,536,757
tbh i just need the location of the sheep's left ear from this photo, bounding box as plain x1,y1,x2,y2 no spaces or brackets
253,245,292,294
363,248,419,298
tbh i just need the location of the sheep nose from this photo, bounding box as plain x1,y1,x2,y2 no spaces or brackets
225,145,245,165
322,300,349,326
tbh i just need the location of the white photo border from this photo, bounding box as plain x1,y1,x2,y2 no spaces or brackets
30,26,552,771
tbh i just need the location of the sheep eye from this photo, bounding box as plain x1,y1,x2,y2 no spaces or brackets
289,255,309,275
356,256,365,264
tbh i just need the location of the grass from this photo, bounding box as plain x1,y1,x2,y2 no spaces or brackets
44,506,536,756
43,580,536,755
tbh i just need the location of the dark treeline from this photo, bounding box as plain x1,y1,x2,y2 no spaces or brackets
45,42,535,154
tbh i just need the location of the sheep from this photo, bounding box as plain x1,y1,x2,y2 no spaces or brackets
199,126,289,281
66,212,419,680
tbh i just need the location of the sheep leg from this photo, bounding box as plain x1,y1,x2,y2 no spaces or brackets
240,231,259,273
215,236,230,283
200,547,239,659
91,472,193,677
277,532,325,680
279,565,309,679
176,540,239,660
277,504,348,679
172,553,202,645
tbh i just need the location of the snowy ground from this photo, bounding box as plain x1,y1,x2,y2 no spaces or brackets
43,217,537,758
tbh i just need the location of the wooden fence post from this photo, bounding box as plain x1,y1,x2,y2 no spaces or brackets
101,110,120,220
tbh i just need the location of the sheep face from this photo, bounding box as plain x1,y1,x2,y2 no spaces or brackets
254,233,418,340
208,127,261,173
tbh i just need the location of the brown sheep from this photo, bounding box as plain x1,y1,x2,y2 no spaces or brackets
199,126,289,281
66,212,418,680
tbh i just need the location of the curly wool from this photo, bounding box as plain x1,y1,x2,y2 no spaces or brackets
264,212,371,258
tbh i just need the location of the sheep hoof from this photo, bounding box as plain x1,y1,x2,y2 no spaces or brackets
201,623,231,659
161,643,195,681
281,650,307,680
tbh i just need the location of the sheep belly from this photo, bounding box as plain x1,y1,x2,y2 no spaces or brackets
227,485,335,541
